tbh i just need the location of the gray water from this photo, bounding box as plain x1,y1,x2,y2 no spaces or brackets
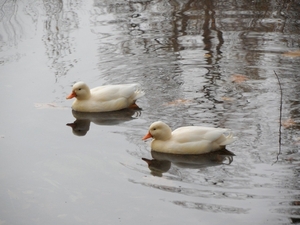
1,0,300,224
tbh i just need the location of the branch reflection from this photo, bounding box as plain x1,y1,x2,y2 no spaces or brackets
43,0,79,79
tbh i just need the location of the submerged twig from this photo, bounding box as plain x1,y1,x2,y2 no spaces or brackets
273,70,282,163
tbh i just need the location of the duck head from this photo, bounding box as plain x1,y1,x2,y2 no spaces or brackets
142,121,172,141
66,81,91,100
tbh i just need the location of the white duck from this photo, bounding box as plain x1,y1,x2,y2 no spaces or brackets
66,81,144,112
142,121,236,154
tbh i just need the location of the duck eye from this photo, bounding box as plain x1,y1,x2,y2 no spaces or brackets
153,128,156,131
78,88,81,91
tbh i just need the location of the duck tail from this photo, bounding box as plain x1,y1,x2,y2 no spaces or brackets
220,132,237,146
134,88,145,100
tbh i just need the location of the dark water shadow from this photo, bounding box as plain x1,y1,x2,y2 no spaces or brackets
66,108,141,136
142,149,235,177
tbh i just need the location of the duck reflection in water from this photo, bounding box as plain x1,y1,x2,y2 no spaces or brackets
67,108,141,136
142,149,235,177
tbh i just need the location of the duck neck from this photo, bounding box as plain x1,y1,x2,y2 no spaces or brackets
160,126,172,141
80,91,91,100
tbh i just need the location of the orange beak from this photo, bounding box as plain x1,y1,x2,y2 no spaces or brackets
66,91,76,99
142,132,152,140
66,123,76,128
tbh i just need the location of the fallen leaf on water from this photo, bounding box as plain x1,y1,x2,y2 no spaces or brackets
231,74,248,83
221,96,234,101
293,201,300,206
283,50,300,57
282,118,296,128
34,103,67,109
293,137,300,146
285,157,295,162
164,99,192,106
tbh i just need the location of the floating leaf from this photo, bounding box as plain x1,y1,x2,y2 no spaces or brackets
34,103,67,109
231,74,248,83
221,96,234,101
285,157,295,162
164,99,192,106
283,50,300,57
293,137,300,146
282,118,296,128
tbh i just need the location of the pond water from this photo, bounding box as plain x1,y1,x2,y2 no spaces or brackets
1,0,300,224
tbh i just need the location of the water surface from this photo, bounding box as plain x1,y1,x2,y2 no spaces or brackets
1,0,300,224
